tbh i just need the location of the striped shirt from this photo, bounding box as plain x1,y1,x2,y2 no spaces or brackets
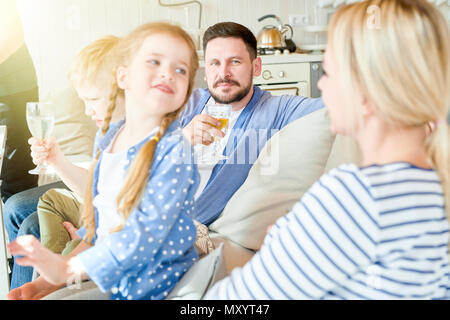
204,162,450,300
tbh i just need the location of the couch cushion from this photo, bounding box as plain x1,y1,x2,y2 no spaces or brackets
324,133,362,174
42,86,96,157
38,86,97,185
209,107,338,251
167,243,226,300
209,234,255,275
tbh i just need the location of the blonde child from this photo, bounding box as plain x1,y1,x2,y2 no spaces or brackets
34,35,126,256
4,35,126,291
30,35,125,197
8,22,200,300
205,0,450,299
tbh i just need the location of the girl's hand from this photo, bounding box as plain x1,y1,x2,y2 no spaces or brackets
7,235,70,286
28,136,63,167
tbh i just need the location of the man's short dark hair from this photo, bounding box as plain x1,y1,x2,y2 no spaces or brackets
203,22,257,60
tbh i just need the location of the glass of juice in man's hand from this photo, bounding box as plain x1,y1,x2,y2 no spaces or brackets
26,102,55,175
205,103,231,161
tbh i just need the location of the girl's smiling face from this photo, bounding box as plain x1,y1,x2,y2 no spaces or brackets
117,33,191,118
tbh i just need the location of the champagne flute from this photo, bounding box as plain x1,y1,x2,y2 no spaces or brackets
26,102,55,174
205,103,232,161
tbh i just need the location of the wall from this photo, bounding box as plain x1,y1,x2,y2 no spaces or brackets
18,0,450,53
14,0,450,97
140,0,334,50
143,0,450,50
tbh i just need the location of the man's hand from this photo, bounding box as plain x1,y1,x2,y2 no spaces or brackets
182,114,225,146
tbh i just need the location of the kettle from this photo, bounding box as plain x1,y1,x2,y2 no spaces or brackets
257,14,295,51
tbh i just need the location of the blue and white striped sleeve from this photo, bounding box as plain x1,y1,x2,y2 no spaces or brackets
78,136,199,292
204,167,379,299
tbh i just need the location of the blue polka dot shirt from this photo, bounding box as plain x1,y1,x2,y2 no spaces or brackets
77,119,200,300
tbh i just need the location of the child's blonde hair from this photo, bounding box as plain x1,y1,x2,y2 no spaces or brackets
81,22,199,242
328,0,450,217
68,35,121,91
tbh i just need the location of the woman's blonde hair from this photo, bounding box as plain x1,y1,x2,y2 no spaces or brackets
68,35,121,91
328,0,450,217
81,22,199,242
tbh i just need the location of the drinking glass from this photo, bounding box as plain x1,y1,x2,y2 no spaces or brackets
26,102,55,174
204,103,231,161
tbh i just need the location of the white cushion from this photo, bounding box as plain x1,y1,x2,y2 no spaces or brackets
167,243,226,300
38,86,97,185
43,244,226,300
209,234,255,275
209,107,360,252
41,86,97,157
324,133,362,173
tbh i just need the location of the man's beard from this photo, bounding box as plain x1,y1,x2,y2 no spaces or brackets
208,76,253,104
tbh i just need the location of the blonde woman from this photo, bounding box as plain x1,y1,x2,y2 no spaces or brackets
8,22,200,300
205,0,450,299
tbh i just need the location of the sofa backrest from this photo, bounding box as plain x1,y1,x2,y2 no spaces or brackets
38,87,96,185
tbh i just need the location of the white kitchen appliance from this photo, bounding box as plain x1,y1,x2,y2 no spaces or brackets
254,53,324,98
